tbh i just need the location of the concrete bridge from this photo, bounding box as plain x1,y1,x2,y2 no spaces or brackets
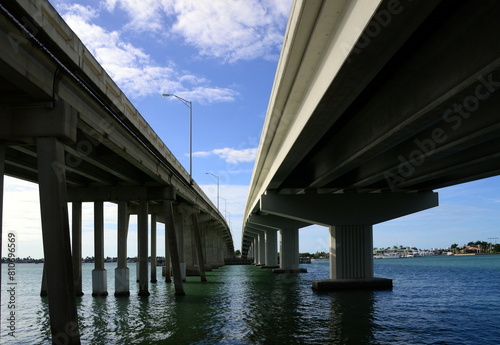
0,1,233,343
243,0,500,290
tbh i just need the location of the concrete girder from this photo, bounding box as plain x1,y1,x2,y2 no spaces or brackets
67,186,174,202
0,101,77,144
247,214,310,229
245,0,442,216
260,192,438,226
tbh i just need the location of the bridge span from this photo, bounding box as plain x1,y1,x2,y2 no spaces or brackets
243,0,500,290
0,1,233,343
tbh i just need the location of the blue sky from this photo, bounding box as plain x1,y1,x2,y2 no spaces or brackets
3,0,500,258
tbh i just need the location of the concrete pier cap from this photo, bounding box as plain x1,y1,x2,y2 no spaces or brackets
259,191,438,290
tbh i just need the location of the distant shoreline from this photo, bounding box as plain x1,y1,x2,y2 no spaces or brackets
454,253,500,256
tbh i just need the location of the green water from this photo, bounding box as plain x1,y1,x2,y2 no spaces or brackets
2,256,500,344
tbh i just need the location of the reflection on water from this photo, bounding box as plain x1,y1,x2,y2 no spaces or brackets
327,290,376,345
2,257,500,344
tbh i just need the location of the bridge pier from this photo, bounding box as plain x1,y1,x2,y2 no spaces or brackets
115,201,130,297
164,194,185,295
264,229,279,268
138,200,150,296
247,233,258,264
192,213,207,282
208,224,222,269
72,201,84,296
274,228,307,273
248,225,278,268
257,231,266,266
92,201,108,297
205,224,215,269
247,228,266,265
163,227,172,283
246,215,309,273
179,207,198,276
37,137,81,344
174,207,186,281
259,193,438,290
312,225,392,291
200,219,213,272
150,214,157,283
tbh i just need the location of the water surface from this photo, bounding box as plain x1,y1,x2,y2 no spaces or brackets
2,255,499,344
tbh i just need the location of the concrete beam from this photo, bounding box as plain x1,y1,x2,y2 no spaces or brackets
261,192,438,226
67,186,171,202
0,101,77,144
247,214,310,229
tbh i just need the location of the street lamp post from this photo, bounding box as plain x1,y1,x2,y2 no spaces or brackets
162,94,193,184
205,172,219,210
219,197,227,219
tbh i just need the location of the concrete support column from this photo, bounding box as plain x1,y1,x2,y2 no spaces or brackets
72,201,83,296
248,230,265,265
330,225,373,279
205,227,214,269
312,225,392,291
37,137,80,344
218,233,225,266
265,229,278,267
207,226,218,269
175,208,186,280
192,213,207,282
253,237,258,264
248,243,254,261
163,228,172,283
115,201,130,297
150,214,157,283
274,228,306,273
137,200,150,296
164,197,185,295
181,210,197,276
199,221,212,272
258,232,266,265
40,264,47,296
92,201,108,297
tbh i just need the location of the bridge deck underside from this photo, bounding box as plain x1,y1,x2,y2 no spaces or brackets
269,0,500,195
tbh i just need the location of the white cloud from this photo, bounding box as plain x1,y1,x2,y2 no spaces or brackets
177,87,239,104
213,148,258,163
102,0,164,32
97,0,292,62
94,0,293,63
164,0,293,62
56,3,238,102
2,177,42,258
193,147,257,163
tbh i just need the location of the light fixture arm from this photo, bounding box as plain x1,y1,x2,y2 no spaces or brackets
162,93,193,183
